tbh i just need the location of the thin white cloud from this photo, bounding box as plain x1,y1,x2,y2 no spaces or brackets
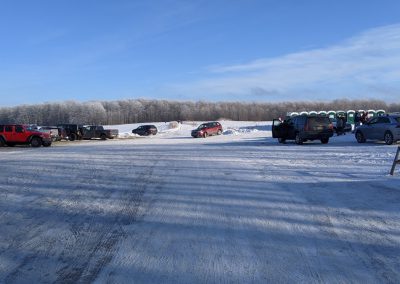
169,24,400,102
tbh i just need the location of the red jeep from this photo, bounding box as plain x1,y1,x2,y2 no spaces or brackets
0,125,52,147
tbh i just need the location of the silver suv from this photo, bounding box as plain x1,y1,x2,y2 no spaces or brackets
355,114,400,145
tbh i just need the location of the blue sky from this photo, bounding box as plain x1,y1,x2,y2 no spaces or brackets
1,0,400,106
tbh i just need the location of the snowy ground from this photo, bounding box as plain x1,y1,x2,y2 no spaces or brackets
1,121,399,283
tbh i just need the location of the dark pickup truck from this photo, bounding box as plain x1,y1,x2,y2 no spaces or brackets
81,125,119,140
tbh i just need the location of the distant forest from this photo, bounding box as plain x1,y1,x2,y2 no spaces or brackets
0,99,399,125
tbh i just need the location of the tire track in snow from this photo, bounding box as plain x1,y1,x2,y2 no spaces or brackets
55,155,160,283
1,145,161,283
302,181,400,283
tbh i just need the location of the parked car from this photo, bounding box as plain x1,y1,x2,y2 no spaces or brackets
191,122,223,138
132,125,158,136
0,124,52,147
272,115,334,144
39,126,67,141
81,125,119,140
57,124,84,141
355,114,400,145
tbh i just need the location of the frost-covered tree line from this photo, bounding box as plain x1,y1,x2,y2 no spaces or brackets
0,99,398,125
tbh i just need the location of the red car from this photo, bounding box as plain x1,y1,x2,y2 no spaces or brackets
0,124,52,147
191,122,223,138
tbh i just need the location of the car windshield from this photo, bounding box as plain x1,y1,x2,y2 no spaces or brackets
197,124,207,129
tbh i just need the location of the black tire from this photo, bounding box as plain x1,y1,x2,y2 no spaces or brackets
203,132,208,138
43,142,52,147
295,133,303,145
355,131,366,143
31,137,42,147
384,131,394,145
69,133,77,141
217,129,222,135
278,137,286,144
6,143,15,147
0,137,5,147
100,134,107,140
321,137,329,144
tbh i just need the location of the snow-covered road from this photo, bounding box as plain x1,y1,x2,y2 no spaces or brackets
1,121,399,283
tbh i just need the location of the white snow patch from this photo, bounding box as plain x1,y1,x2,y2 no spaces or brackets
1,121,399,283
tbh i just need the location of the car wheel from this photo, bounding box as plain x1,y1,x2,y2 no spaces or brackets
321,137,329,144
69,133,76,141
355,131,366,143
100,134,107,140
278,137,286,144
43,142,52,147
203,132,208,138
295,133,303,145
384,131,394,145
31,137,42,147
0,137,5,147
217,129,222,135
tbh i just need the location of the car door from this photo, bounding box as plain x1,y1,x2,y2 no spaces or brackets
364,117,379,139
0,125,4,140
82,126,92,139
287,118,297,139
374,117,391,140
272,119,284,138
212,122,218,134
206,123,213,135
4,125,13,141
138,126,145,135
216,122,222,134
13,125,28,143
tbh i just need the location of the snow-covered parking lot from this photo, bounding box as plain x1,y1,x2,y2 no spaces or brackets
1,121,399,283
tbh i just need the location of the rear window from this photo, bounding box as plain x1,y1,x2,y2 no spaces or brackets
308,117,331,126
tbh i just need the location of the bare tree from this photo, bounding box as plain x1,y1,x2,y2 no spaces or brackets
0,99,398,125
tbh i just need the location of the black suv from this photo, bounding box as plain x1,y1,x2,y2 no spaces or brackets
57,124,83,141
132,125,158,136
272,115,334,144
